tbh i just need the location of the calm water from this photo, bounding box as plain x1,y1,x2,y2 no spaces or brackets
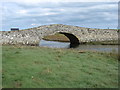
39,40,118,53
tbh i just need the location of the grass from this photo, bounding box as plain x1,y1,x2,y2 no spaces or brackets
43,33,69,42
84,40,119,45
2,45,118,88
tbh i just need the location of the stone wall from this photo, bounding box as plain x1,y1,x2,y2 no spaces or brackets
0,24,118,45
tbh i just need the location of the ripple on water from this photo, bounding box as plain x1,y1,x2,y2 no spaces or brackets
39,40,118,53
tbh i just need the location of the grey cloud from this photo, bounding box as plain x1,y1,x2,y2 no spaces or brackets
1,2,118,31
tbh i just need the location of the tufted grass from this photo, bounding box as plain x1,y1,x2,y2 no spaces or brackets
2,45,118,88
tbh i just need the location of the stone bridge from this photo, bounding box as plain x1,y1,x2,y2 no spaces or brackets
0,24,118,46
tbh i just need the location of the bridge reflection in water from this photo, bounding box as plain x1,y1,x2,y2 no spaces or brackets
39,40,118,53
59,32,80,47
69,43,79,48
39,40,79,48
39,40,70,48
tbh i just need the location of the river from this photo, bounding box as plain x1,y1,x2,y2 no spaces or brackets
39,40,118,53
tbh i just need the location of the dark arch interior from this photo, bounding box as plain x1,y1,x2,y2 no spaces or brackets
59,32,80,48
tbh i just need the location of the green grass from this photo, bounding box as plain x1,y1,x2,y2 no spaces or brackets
84,40,119,45
43,33,69,42
2,45,118,88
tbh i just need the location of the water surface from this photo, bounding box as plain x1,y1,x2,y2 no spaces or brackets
39,40,118,53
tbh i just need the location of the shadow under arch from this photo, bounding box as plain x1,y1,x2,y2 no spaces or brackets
59,32,80,48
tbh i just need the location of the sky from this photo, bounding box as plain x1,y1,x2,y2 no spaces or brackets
0,0,119,31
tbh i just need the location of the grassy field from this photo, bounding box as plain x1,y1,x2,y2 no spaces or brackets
2,45,118,88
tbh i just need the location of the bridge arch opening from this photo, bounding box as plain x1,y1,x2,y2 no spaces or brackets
58,32,80,47
42,32,80,48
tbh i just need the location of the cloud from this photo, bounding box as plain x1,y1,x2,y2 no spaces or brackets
16,10,28,14
44,12,59,15
89,3,118,10
31,23,38,26
2,0,119,3
1,2,118,31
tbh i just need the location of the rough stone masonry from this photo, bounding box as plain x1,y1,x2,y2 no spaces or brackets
0,24,118,45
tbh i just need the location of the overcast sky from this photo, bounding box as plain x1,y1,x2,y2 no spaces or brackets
1,0,118,31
